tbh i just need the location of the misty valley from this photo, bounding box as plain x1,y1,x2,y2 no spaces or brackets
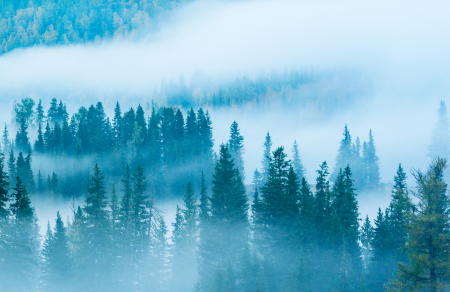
0,96,449,292
1,0,450,291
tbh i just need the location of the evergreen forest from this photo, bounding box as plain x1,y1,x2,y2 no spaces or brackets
1,97,450,292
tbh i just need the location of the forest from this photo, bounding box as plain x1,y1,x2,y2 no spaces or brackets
0,96,450,292
0,0,191,55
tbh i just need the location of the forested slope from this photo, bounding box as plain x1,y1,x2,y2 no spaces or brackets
0,0,190,54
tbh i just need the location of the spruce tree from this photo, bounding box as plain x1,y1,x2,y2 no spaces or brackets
261,132,272,183
252,168,263,190
367,208,392,292
41,212,73,292
360,215,373,268
112,102,122,149
198,144,249,291
4,177,40,291
257,147,300,291
228,121,245,180
34,122,45,153
331,125,353,181
35,99,45,126
2,123,9,154
331,166,362,291
387,164,412,263
363,130,381,191
292,140,306,180
0,153,9,219
78,164,111,291
7,148,15,185
389,158,450,291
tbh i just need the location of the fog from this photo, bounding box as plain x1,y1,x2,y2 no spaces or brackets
1,0,450,291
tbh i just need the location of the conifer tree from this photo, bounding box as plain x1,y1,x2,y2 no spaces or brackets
261,132,272,183
112,102,122,148
332,125,353,181
256,147,300,290
41,212,73,292
15,104,31,151
34,122,45,153
228,121,245,180
35,99,45,127
292,140,306,180
363,130,381,191
44,121,52,153
331,166,362,291
252,168,263,190
360,215,373,268
314,161,332,247
7,148,15,185
386,164,412,263
47,99,58,124
297,177,315,246
0,153,9,220
428,101,450,159
198,144,249,291
4,177,40,291
2,123,9,154
78,164,111,291
389,158,450,291
367,208,392,292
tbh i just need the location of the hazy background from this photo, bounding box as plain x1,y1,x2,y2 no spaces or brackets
1,0,449,231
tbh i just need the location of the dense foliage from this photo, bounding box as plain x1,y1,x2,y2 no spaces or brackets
0,0,190,55
0,100,449,291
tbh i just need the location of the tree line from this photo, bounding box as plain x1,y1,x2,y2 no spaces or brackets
0,0,190,55
1,141,450,291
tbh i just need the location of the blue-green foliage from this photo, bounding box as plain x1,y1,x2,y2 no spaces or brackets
0,0,190,54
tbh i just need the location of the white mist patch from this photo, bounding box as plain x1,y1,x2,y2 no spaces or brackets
0,0,448,104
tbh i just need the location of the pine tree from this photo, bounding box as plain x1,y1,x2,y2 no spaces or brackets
363,130,381,191
4,177,40,291
367,208,392,292
43,121,52,153
0,153,9,220
47,98,58,124
292,140,306,180
387,164,412,263
34,122,45,153
256,147,300,290
172,180,199,291
78,164,111,291
7,148,16,186
261,132,272,183
297,177,315,246
198,144,249,291
360,215,373,268
389,158,450,292
41,212,73,292
314,161,332,248
35,99,45,126
112,102,122,149
252,168,263,190
428,101,450,159
331,166,362,292
2,123,9,154
228,121,245,180
15,103,31,152
332,125,353,181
